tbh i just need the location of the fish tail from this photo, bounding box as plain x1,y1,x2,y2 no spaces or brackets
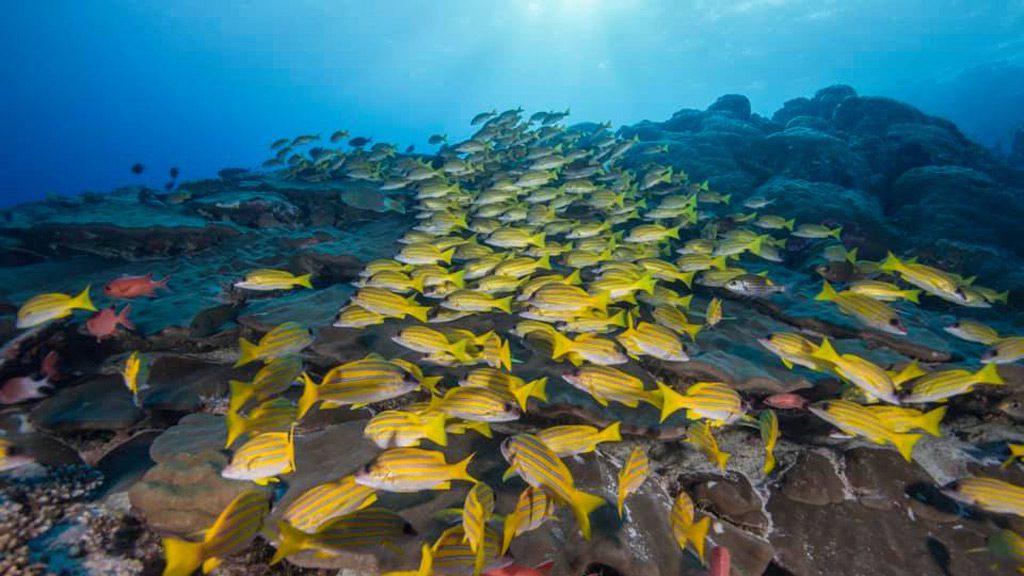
920,405,947,437
637,273,657,295
234,337,260,368
494,296,513,315
449,269,468,289
72,285,97,312
565,269,583,286
119,304,135,329
537,255,552,270
815,281,839,302
381,544,433,576
295,274,313,289
879,251,904,273
592,291,610,314
297,372,319,419
161,537,204,576
682,322,703,342
440,248,456,265
410,275,427,294
903,289,921,304
501,510,521,555
846,246,859,264
530,231,547,248
449,338,474,364
228,380,251,415
528,376,549,402
617,488,627,518
829,226,842,240
763,451,776,475
285,424,297,472
270,521,310,565
608,308,627,328
892,432,923,462
568,488,606,540
716,451,731,471
224,402,247,448
597,421,622,444
668,226,681,239
500,339,512,371
408,305,431,323
656,381,688,423
812,337,840,363
551,332,575,360
422,412,448,447
449,453,477,483
677,271,695,288
977,363,1004,385
994,290,1009,304
784,218,795,231
684,516,711,563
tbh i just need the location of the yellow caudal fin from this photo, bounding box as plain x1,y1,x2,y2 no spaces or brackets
976,363,1004,385
592,291,611,314
892,432,923,462
270,521,310,565
449,453,477,483
509,380,534,412
902,289,921,304
440,248,456,264
564,269,583,286
501,509,521,555
234,337,260,368
879,251,904,273
71,285,97,312
449,338,474,364
409,274,427,294
449,268,468,289
684,516,711,563
676,270,695,288
494,296,513,314
608,308,627,328
382,544,434,576
285,424,297,473
815,280,839,302
161,537,204,576
227,379,252,415
891,361,927,389
846,246,859,264
764,450,776,475
709,256,728,271
784,218,795,232
499,339,512,371
295,274,313,289
551,332,575,360
829,226,842,240
656,381,689,423
681,322,703,342
537,255,552,270
597,421,622,444
531,232,547,248
224,404,248,448
407,304,431,323
568,488,606,540
422,412,448,447
637,273,657,295
812,337,841,363
920,406,947,437
297,372,319,419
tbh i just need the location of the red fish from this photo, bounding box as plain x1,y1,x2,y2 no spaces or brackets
0,375,51,404
104,274,170,299
86,305,134,340
484,560,554,576
710,546,730,576
40,350,61,382
763,393,808,410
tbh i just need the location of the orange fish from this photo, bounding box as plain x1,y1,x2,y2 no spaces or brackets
484,560,554,576
86,305,134,340
104,274,170,299
762,393,808,410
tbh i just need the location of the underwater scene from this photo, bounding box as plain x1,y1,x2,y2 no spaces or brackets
2,2,1024,575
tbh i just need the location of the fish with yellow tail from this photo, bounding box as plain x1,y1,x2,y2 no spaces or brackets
942,476,1024,517
17,285,95,329
161,489,270,576
228,355,303,411
297,356,421,418
437,385,522,422
686,421,731,471
502,486,557,555
500,433,606,540
221,426,297,484
900,363,1003,404
382,544,434,576
235,322,314,367
864,405,947,437
1003,444,1024,469
811,338,901,405
224,397,296,447
809,400,922,461
617,446,650,518
561,365,660,409
815,281,907,335
270,508,416,564
671,491,711,562
537,422,622,457
392,325,474,362
943,319,1001,345
705,297,723,327
760,409,779,475
982,337,1024,365
442,289,514,314
550,332,628,366
363,409,448,448
120,351,149,407
757,332,833,372
234,268,312,291
459,368,547,412
350,287,431,322
462,482,496,574
281,475,377,533
657,381,744,425
355,447,476,492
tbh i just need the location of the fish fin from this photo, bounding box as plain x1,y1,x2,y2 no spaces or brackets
597,421,622,444
977,363,1004,385
500,339,512,371
537,255,552,270
528,376,549,403
815,281,839,302
781,358,794,370
564,269,583,286
551,332,574,360
234,338,260,368
903,289,921,304
201,557,222,573
829,227,842,240
656,381,688,423
591,392,610,407
608,308,627,328
72,285,97,312
271,521,309,565
297,372,319,419
685,516,711,563
450,453,477,483
118,304,135,330
592,291,611,314
568,489,606,540
879,251,903,273
295,274,313,289
285,424,297,473
921,405,947,437
381,544,433,576
449,338,474,364
812,337,840,363
784,218,795,231
501,466,518,483
409,275,427,294
892,432,923,462
531,231,547,248
161,537,204,576
408,305,431,323
638,273,657,295
440,248,456,265
494,296,513,314
763,451,776,475
449,268,468,289
423,412,448,447
224,402,246,448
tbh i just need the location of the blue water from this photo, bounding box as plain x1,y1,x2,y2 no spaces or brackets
3,1,1022,206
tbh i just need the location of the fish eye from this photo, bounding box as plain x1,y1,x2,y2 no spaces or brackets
360,463,373,475
888,318,900,326
503,402,518,413
402,522,418,536
950,322,960,328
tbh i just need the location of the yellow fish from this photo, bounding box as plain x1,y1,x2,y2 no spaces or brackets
161,489,270,576
363,409,448,448
271,508,416,563
355,447,476,492
501,486,557,554
462,482,495,559
537,422,622,457
221,427,297,484
942,476,1024,517
235,322,314,367
120,351,148,407
670,491,711,562
657,381,744,425
809,400,921,461
686,421,730,471
234,269,312,291
281,475,378,533
616,446,650,518
760,409,779,474
17,285,95,329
